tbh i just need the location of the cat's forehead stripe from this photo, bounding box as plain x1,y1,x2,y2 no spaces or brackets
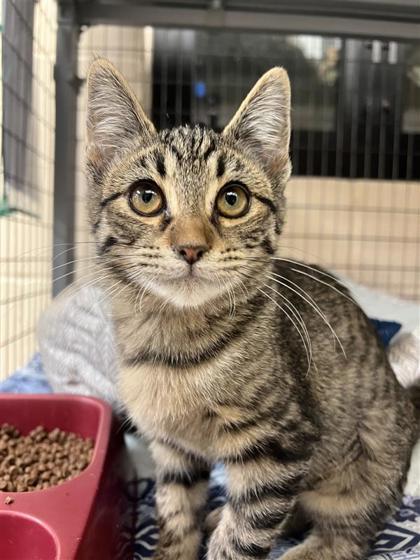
216,155,226,178
160,125,219,163
203,140,216,161
155,151,166,177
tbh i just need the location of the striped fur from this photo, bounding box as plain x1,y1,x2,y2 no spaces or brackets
86,59,418,560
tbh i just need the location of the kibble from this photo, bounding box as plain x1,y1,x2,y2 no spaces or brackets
0,423,94,492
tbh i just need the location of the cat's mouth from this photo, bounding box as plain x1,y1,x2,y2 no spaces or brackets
147,264,229,308
165,266,211,285
162,261,212,282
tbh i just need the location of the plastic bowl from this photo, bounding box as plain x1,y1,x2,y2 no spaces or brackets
0,394,128,559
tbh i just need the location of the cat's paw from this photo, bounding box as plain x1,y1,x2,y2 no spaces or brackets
204,506,223,534
151,549,183,560
152,532,201,560
279,543,321,560
279,541,360,560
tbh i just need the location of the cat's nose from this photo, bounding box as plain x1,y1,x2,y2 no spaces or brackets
176,245,208,265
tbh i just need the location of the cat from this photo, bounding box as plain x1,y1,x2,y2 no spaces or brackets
85,58,419,560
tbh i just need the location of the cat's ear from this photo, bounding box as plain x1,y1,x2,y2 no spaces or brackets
223,67,291,175
86,58,156,171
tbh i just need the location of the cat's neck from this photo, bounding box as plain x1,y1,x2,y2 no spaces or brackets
103,276,271,362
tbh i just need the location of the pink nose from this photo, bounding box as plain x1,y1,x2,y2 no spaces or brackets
176,245,208,265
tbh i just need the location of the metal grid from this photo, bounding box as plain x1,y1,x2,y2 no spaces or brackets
152,30,420,180
0,0,57,376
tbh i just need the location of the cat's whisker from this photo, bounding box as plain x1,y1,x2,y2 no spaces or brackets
263,282,313,371
71,273,124,301
95,278,128,310
267,272,347,359
10,240,98,262
235,277,250,301
277,243,324,262
288,267,356,306
271,257,345,284
257,287,312,374
64,262,129,293
52,244,97,262
268,272,337,356
116,415,135,435
219,273,237,318
135,273,159,314
51,268,93,286
229,280,237,318
135,280,148,314
243,255,357,306
51,255,101,273
137,282,150,313
239,265,313,368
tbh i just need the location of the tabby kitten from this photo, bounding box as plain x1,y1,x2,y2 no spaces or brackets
86,59,418,560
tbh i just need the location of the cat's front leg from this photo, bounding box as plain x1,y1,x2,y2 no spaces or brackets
207,450,310,560
151,440,210,560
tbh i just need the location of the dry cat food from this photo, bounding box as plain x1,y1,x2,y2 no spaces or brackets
0,423,94,492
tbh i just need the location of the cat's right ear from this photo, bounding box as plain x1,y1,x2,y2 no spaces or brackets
86,58,156,173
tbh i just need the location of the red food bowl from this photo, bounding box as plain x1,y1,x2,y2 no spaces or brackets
0,394,129,560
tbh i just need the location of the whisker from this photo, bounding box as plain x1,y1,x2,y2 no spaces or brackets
257,287,312,374
238,266,312,369
267,272,347,359
263,282,313,370
136,274,158,313
94,276,132,312
288,267,356,306
51,268,90,286
243,255,357,306
236,277,250,301
270,258,356,301
135,280,149,314
229,279,237,318
51,256,101,273
52,244,95,262
216,271,235,317
10,241,98,261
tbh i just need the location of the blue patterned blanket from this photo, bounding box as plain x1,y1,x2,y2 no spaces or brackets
120,477,420,559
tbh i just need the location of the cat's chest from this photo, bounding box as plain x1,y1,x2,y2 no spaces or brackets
113,302,267,456
118,361,221,453
114,306,212,361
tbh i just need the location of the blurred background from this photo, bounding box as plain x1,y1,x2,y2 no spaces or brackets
1,0,419,375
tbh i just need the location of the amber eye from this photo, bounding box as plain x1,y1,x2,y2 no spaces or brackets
128,180,165,216
216,183,250,218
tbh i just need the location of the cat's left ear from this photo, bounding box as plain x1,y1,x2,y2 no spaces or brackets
222,67,291,178
86,58,156,172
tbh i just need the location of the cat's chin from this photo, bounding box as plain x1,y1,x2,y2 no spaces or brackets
145,277,225,309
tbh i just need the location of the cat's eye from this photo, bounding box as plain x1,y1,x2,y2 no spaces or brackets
216,183,250,219
128,180,165,216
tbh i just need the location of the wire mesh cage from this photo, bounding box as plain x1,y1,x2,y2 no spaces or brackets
1,0,56,376
0,0,419,376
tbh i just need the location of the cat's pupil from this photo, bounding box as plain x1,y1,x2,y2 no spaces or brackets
142,190,154,204
225,192,238,206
